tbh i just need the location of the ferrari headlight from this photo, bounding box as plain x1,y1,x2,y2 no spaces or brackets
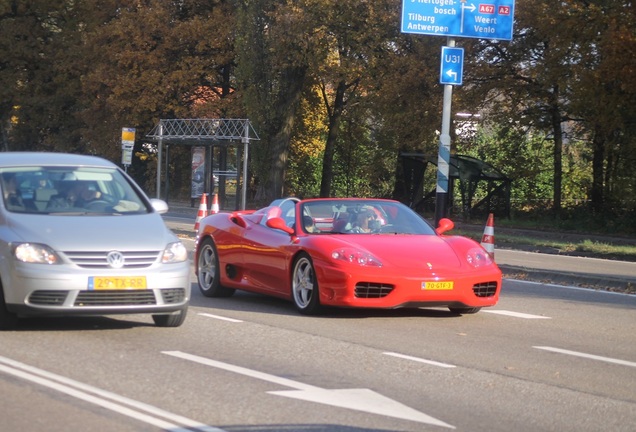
14,243,59,264
466,247,493,268
332,248,382,267
162,241,188,263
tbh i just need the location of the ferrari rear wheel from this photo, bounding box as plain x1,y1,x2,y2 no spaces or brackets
292,253,321,315
197,238,235,298
449,306,482,315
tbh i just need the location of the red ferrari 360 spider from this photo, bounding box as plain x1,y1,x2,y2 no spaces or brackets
195,197,501,315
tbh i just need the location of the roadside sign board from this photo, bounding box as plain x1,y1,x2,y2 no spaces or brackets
440,46,464,85
121,127,135,166
401,0,515,41
121,127,136,145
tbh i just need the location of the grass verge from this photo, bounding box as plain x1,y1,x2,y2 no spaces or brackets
454,229,636,262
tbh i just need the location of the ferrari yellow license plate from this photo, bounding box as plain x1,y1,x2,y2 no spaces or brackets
422,281,454,290
88,276,147,290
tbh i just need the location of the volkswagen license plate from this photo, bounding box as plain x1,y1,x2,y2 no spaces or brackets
88,276,147,290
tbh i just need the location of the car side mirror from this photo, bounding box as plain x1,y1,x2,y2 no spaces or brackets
266,217,295,234
436,218,455,235
150,198,169,214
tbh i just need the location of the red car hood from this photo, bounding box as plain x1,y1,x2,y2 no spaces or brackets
335,234,463,270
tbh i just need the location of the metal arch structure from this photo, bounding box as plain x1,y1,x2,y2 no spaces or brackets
146,119,260,210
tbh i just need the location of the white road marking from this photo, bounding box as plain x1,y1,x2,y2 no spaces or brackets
482,309,551,319
163,350,455,428
0,356,223,432
198,312,243,322
534,346,636,368
383,352,456,368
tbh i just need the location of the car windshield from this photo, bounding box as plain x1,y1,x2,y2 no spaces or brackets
300,200,437,235
0,166,150,215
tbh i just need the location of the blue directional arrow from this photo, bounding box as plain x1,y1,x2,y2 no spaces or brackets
440,46,464,85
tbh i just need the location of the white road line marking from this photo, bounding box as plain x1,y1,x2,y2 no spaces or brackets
483,309,551,319
163,350,455,428
165,350,316,390
198,312,243,322
0,356,224,432
534,346,636,368
383,352,456,368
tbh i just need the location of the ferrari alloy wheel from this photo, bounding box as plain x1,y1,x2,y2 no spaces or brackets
292,253,321,315
197,238,235,298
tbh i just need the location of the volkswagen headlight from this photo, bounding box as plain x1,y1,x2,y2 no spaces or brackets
13,243,59,264
162,242,188,263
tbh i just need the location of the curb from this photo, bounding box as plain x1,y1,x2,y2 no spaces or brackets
499,265,636,294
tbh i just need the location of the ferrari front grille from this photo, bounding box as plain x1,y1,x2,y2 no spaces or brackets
355,282,394,298
472,281,498,297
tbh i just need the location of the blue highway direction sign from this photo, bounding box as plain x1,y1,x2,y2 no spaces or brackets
440,46,464,85
401,0,515,41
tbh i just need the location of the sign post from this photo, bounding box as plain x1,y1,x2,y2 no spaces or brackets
436,38,457,225
401,0,515,224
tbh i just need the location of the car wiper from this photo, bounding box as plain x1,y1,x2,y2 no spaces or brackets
49,211,91,215
46,211,112,216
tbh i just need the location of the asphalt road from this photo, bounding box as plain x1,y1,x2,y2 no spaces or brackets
1,213,634,431
1,266,635,431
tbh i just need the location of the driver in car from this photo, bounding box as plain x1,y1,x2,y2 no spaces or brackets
48,182,103,209
350,208,380,233
74,183,102,205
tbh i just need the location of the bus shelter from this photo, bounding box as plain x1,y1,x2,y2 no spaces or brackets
146,119,259,210
396,152,511,219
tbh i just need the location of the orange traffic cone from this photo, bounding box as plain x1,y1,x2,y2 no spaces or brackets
480,213,495,259
210,193,219,214
194,193,208,231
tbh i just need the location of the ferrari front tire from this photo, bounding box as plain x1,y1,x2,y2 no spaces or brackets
449,306,482,315
292,253,321,315
197,238,235,298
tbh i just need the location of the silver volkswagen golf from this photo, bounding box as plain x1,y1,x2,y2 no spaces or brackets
0,152,191,329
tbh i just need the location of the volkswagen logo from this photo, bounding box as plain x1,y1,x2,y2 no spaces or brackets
107,251,125,269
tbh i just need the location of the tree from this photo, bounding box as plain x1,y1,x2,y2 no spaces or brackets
237,0,438,200
2,0,635,223
567,1,636,215
234,0,311,203
0,0,95,152
462,0,636,218
79,0,238,192
461,1,579,217
308,0,381,197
